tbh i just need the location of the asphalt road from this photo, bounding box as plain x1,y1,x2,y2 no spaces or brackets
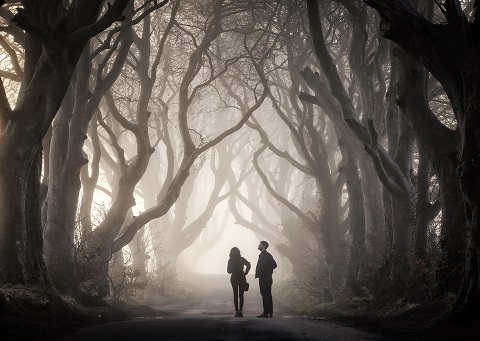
61,274,388,341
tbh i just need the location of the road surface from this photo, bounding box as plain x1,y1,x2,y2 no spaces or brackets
61,274,389,340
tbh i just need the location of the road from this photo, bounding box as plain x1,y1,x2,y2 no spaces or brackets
61,274,389,340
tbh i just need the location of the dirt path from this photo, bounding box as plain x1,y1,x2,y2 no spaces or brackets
59,315,389,340
60,274,389,340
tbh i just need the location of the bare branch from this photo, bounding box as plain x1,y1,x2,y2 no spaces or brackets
253,144,314,226
69,0,153,45
0,35,23,78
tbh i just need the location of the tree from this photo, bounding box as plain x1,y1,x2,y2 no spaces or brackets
365,0,480,319
0,0,131,286
77,0,274,299
304,0,421,297
43,4,137,293
244,2,350,297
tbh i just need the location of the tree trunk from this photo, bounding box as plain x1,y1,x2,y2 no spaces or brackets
413,147,433,263
25,149,48,284
365,0,480,318
128,228,148,299
78,186,138,300
79,116,101,238
0,121,42,284
390,115,417,295
451,65,480,318
344,1,386,268
407,144,439,302
43,88,83,294
394,46,465,295
0,0,131,288
437,165,465,294
318,181,346,300
340,139,366,297
361,161,386,266
382,41,400,265
390,193,416,293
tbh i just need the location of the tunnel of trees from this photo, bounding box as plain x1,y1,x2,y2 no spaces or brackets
0,0,479,323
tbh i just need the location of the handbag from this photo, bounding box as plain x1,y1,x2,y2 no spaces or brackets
242,281,249,291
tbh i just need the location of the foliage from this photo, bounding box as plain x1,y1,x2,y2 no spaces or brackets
0,285,73,315
273,278,322,314
275,218,328,301
109,266,148,302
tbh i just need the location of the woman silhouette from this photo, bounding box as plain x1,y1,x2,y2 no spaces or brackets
227,247,251,317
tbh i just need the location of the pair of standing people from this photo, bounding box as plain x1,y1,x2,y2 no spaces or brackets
227,241,277,318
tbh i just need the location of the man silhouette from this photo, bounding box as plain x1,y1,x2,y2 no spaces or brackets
255,240,277,318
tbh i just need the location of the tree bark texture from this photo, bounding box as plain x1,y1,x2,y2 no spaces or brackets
395,46,464,295
43,88,80,294
306,0,419,296
337,0,390,272
339,139,366,297
365,0,480,318
0,0,131,286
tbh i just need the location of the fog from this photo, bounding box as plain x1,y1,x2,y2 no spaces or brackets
1,0,474,322
185,226,262,274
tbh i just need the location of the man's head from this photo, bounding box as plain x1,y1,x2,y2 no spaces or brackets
258,240,269,251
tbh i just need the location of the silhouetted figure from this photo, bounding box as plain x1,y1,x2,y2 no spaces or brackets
255,240,277,318
227,247,251,317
